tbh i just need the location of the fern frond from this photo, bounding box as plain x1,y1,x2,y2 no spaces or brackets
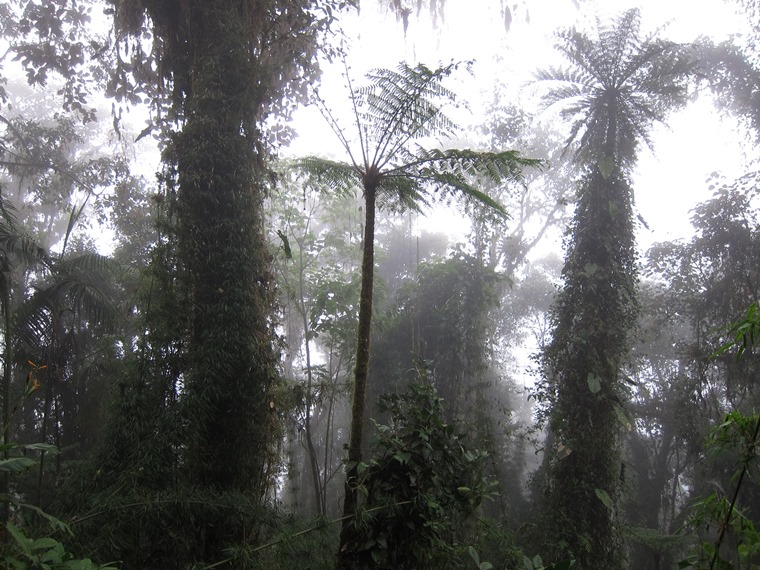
291,157,361,197
359,62,459,167
385,148,542,217
376,175,428,213
534,8,693,168
0,220,51,269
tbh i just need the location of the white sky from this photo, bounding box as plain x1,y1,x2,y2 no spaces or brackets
285,0,754,255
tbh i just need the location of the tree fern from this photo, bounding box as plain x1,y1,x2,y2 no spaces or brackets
294,60,539,569
534,9,695,568
534,8,695,169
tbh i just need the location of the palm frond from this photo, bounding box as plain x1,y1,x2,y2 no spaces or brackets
52,252,120,276
15,253,126,352
0,219,51,269
0,193,21,228
15,293,54,351
47,270,123,331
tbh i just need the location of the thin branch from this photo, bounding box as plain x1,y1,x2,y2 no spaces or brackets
709,414,760,570
314,92,362,172
343,57,369,170
198,501,415,569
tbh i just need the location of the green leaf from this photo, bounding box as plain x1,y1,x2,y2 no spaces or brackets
583,262,598,276
598,156,615,179
276,229,292,259
586,373,601,394
6,522,32,557
468,546,481,565
595,488,613,510
23,443,59,454
19,503,71,534
548,561,576,570
393,451,411,464
0,457,37,472
30,536,60,551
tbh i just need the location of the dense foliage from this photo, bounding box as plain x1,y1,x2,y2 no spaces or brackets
340,377,491,569
0,1,759,569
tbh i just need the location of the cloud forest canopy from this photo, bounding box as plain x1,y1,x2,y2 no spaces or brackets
0,1,759,569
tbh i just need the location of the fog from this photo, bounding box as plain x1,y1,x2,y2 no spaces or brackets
1,1,759,568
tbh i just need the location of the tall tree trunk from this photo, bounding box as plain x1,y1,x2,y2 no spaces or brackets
1,270,11,526
322,355,338,516
176,2,278,497
298,249,325,516
337,183,376,567
542,167,638,569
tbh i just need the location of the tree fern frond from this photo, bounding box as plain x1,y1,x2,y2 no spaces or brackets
396,169,509,217
384,147,541,216
291,157,362,196
397,147,540,180
360,62,459,166
376,175,428,213
554,29,606,85
315,92,364,169
533,66,594,88
599,9,642,84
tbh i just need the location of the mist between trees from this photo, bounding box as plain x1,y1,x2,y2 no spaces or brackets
0,1,760,569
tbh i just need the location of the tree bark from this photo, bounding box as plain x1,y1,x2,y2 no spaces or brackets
337,183,377,567
176,1,279,496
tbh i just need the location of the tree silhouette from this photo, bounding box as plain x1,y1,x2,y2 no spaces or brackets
534,9,694,567
67,1,342,564
0,199,50,524
295,60,539,566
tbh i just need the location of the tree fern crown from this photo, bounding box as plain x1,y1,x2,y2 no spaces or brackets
534,8,695,173
295,61,540,215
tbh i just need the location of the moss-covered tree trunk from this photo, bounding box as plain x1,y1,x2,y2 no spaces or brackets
173,2,279,496
542,167,638,569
